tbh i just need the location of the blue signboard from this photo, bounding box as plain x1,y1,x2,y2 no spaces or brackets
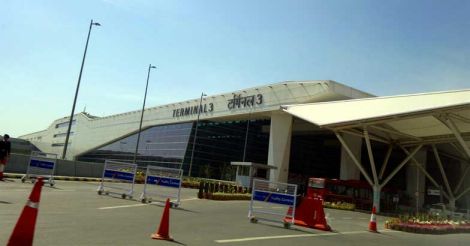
30,159,55,170
147,176,181,188
104,170,134,181
253,191,295,206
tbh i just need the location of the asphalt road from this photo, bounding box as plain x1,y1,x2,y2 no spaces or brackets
1,179,469,246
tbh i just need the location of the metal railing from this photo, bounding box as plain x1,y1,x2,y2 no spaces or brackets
5,153,104,178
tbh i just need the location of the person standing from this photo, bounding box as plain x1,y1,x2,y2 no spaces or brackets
0,134,11,181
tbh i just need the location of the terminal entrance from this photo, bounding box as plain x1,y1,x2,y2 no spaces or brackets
288,132,341,183
282,91,470,213
287,128,408,212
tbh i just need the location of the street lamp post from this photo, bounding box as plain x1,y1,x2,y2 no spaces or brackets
188,92,206,177
62,19,101,160
242,114,251,162
133,64,157,164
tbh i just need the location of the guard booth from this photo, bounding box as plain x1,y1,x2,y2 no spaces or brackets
230,162,277,188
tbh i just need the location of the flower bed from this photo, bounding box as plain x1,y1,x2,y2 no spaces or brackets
385,215,470,234
323,201,356,211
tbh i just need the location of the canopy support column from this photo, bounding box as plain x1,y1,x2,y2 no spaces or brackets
456,186,470,201
335,132,374,187
454,165,470,194
441,117,470,204
445,118,470,159
432,145,455,209
364,127,379,185
400,146,451,201
364,127,381,211
379,145,393,180
380,145,423,189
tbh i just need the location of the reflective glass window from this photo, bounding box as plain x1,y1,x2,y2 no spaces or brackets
77,122,193,167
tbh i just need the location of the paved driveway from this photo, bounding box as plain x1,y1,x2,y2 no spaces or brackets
1,179,469,245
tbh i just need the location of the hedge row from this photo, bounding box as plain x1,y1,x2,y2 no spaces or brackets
197,180,250,200
205,192,252,201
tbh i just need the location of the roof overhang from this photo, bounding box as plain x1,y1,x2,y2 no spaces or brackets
282,89,470,147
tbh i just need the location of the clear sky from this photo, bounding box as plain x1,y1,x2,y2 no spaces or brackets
1,0,470,137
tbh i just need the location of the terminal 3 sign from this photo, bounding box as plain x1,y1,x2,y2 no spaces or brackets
227,94,263,109
172,103,214,117
172,93,263,118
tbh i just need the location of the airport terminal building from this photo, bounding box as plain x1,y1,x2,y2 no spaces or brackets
20,80,470,211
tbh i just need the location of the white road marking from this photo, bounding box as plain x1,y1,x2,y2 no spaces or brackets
98,197,199,209
215,230,398,243
252,206,284,209
98,204,147,210
215,200,250,203
181,197,199,201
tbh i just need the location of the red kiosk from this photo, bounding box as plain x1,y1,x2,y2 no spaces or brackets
284,177,331,231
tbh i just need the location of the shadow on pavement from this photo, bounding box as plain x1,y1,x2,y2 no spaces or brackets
170,239,187,245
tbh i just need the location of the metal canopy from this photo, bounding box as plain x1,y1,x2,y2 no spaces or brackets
282,89,470,145
282,89,470,212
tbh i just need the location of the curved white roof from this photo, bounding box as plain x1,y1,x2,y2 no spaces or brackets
282,89,470,141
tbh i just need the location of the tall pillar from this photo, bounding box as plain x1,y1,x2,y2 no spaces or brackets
406,150,427,212
373,185,381,212
340,134,362,180
268,112,293,183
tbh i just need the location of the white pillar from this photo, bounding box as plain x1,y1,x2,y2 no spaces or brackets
340,134,362,180
373,185,381,212
406,150,427,212
268,112,293,183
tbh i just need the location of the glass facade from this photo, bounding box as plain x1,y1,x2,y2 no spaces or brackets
288,133,341,184
77,119,270,179
77,122,193,168
184,119,270,179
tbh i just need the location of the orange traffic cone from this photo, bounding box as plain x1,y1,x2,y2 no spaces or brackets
8,177,44,246
313,198,331,231
151,198,173,241
368,206,378,232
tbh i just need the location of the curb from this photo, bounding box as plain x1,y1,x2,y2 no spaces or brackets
5,173,102,182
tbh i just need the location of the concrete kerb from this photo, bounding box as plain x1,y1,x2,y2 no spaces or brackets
4,172,102,182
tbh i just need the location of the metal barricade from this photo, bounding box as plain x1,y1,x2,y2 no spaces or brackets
21,151,57,187
139,165,183,207
97,160,137,199
248,179,297,229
